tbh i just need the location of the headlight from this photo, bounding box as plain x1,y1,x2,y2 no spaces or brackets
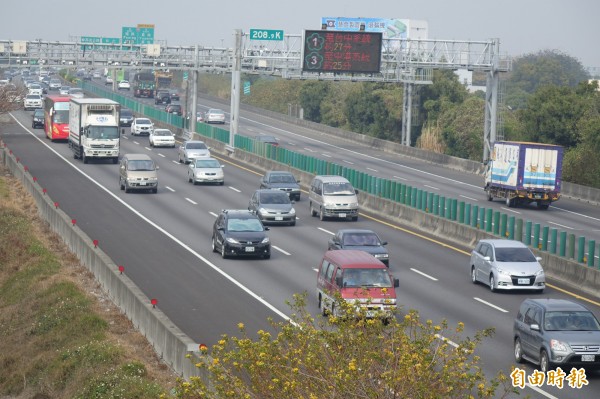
261,237,270,244
550,339,570,352
535,269,545,276
496,267,511,276
289,208,296,215
225,237,239,244
258,207,267,214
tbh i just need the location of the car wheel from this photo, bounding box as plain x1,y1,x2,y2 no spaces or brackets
82,153,88,164
319,207,325,221
486,190,493,201
514,338,524,363
219,181,224,186
124,183,131,193
310,202,317,217
489,274,496,292
211,236,218,253
471,267,477,284
221,243,228,259
178,154,183,163
290,220,296,226
540,350,550,373
119,177,124,190
506,196,513,207
152,187,157,194
264,253,271,259
188,173,193,183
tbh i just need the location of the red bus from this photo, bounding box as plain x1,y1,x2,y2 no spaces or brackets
44,95,70,141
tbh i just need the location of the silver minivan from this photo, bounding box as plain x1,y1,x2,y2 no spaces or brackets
308,175,359,221
119,154,159,194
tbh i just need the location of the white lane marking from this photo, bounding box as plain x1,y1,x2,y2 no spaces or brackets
424,185,439,191
185,198,197,205
122,136,129,140
550,205,600,223
322,153,332,158
460,195,478,202
525,383,560,399
228,186,241,193
272,246,291,256
410,268,438,281
548,221,575,230
501,207,521,214
165,186,175,192
209,211,219,217
157,153,165,158
393,175,407,181
343,160,354,165
318,227,335,235
144,146,151,151
473,297,509,313
367,167,378,172
9,113,294,325
303,147,316,152
434,334,459,348
133,141,139,145
172,160,179,164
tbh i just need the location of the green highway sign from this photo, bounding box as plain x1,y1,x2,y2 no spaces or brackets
121,26,155,45
249,29,284,41
81,37,121,50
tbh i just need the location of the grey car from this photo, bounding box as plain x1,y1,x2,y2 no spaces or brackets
514,298,600,373
327,229,389,266
187,157,224,185
178,140,211,164
248,189,296,226
470,239,545,292
259,171,301,201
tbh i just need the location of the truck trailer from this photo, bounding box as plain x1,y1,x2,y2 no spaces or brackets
484,141,563,209
68,98,120,164
132,71,155,98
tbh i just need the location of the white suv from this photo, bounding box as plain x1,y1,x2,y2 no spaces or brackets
130,118,154,136
24,94,43,110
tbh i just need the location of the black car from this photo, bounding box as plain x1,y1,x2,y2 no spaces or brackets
212,210,270,259
170,90,180,101
155,90,171,105
259,171,301,201
32,108,44,129
327,229,389,266
165,103,182,116
119,108,134,127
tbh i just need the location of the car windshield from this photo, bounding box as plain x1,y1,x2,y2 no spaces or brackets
121,110,133,117
53,110,69,124
342,268,392,288
323,182,355,195
34,110,44,117
227,218,264,232
136,119,151,125
154,130,172,136
269,174,295,183
88,126,118,140
544,311,600,331
260,192,290,204
127,160,155,171
26,94,39,99
195,159,220,168
208,109,224,115
343,233,380,246
494,247,537,262
186,142,207,150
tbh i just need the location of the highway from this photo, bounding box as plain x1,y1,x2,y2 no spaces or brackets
2,105,600,398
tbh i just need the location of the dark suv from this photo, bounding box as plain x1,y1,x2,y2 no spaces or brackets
155,90,171,105
259,171,301,201
514,298,600,373
212,210,270,259
165,103,182,116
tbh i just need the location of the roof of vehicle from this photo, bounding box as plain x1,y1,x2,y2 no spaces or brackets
336,229,379,235
254,189,291,198
523,298,590,312
313,175,352,183
122,153,153,161
478,239,528,248
323,250,387,268
220,209,259,219
134,117,152,122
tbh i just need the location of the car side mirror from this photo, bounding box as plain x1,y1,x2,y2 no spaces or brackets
536,257,542,261
155,166,159,170
381,241,388,246
264,227,270,231
354,189,359,195
335,275,343,287
530,323,540,331
393,278,400,288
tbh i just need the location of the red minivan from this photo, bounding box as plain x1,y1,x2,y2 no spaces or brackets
316,250,399,319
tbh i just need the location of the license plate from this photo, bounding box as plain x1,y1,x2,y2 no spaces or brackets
339,213,346,218
245,247,255,252
517,278,530,285
275,217,283,221
139,182,147,186
582,355,595,362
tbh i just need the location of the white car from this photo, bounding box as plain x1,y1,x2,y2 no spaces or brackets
178,140,211,164
130,117,154,136
204,108,226,124
92,71,101,79
105,76,113,85
28,84,43,96
149,129,176,148
59,86,70,95
24,94,43,110
68,88,84,98
118,80,130,90
187,157,224,185
49,79,61,90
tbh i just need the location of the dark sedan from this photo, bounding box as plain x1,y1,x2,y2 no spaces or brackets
32,108,44,129
259,171,301,201
327,229,389,266
212,210,271,259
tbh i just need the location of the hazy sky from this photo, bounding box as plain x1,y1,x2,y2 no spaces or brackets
1,0,599,67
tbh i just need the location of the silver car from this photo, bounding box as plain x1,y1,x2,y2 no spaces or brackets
248,189,296,226
178,140,211,164
149,128,175,148
187,157,224,185
204,108,226,124
470,239,545,292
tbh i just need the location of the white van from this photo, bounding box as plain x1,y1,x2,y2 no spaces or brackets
309,175,359,221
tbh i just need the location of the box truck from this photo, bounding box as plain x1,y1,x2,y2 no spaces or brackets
69,98,120,164
484,141,563,209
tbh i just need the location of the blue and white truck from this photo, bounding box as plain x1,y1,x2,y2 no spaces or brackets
484,141,564,210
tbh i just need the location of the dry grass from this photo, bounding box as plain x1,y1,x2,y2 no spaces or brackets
0,166,177,399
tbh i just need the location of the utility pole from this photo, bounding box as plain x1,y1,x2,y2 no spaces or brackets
227,29,242,154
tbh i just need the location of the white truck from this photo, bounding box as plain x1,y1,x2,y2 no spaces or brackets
69,98,120,164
